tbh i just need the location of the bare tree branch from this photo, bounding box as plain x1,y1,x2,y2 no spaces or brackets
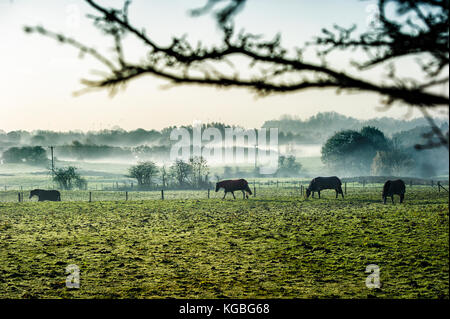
24,0,449,148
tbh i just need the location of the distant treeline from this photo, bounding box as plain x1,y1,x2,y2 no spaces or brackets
0,122,240,148
1,113,448,172
1,112,447,149
263,112,449,143
321,126,449,178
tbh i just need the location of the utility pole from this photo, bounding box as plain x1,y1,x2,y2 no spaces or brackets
254,138,258,169
50,146,55,174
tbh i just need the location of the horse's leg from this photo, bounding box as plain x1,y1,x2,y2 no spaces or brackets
335,189,338,199
400,194,404,203
391,195,394,204
383,196,387,204
318,190,321,199
242,190,245,199
312,192,314,198
232,191,236,199
223,191,227,199
339,186,344,198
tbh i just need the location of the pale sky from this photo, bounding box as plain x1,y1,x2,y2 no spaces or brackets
0,0,439,132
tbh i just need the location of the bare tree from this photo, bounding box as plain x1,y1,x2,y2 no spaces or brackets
127,161,159,187
24,0,449,149
169,159,192,187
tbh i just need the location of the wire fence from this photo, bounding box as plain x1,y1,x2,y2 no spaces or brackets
0,178,447,203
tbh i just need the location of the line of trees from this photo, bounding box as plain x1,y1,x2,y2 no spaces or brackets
1,146,48,165
2,114,447,152
321,126,449,177
127,156,211,190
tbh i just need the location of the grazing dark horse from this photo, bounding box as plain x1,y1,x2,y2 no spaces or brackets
382,180,405,204
306,176,344,199
216,179,252,199
29,189,61,202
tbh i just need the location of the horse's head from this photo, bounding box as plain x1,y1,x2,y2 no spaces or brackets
305,188,311,198
215,182,221,192
29,189,37,199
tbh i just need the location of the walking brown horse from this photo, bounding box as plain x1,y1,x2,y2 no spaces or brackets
215,179,252,199
382,180,405,204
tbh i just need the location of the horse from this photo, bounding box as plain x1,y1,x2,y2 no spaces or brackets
29,189,61,202
382,179,405,204
306,176,344,199
215,179,252,199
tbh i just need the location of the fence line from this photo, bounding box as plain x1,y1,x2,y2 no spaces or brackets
0,179,447,203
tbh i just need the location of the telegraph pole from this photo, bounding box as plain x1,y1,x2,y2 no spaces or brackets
254,138,258,169
50,146,54,174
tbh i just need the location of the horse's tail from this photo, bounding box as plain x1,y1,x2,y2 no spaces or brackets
382,180,391,197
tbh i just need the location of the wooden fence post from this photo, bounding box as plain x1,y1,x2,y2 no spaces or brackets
126,191,128,201
253,181,256,197
89,192,92,202
18,192,21,202
344,182,347,195
437,182,448,193
208,189,210,199
161,189,164,200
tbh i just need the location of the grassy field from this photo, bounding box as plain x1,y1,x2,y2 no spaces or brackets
0,188,448,299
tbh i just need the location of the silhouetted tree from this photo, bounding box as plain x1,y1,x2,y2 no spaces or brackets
277,155,302,177
360,126,390,151
371,149,415,176
160,165,169,188
127,161,159,187
189,156,210,188
2,146,48,165
169,159,192,187
321,130,374,175
52,166,87,190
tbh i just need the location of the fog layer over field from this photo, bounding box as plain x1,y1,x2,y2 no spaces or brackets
0,112,448,180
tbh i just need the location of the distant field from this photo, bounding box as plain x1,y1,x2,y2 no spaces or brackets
0,188,447,298
0,158,328,191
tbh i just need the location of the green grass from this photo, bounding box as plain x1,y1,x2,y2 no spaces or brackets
0,188,448,299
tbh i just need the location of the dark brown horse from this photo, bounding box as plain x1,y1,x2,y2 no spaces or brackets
215,179,252,199
306,176,344,199
382,180,405,204
29,189,61,202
